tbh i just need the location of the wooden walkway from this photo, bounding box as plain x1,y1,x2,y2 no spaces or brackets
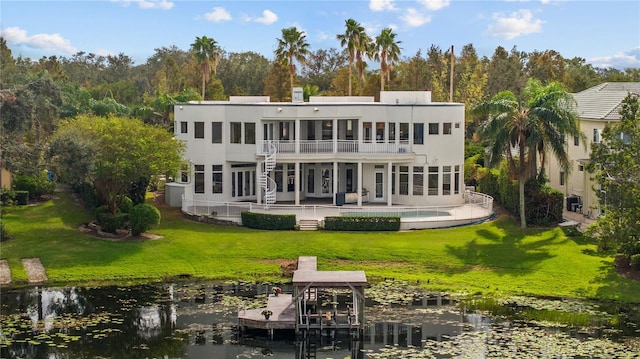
0,258,48,285
238,293,296,330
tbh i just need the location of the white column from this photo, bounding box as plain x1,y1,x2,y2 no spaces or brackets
332,161,338,205
387,162,393,206
294,162,300,205
332,118,338,153
256,161,262,205
357,161,363,206
295,119,300,154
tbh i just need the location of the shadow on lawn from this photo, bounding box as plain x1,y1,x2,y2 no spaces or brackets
445,217,564,276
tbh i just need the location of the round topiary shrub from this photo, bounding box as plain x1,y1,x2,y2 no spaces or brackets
630,254,640,271
129,203,160,236
120,196,133,214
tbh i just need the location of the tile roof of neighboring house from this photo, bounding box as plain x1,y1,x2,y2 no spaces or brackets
573,82,640,121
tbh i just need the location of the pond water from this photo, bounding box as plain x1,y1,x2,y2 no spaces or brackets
1,281,639,358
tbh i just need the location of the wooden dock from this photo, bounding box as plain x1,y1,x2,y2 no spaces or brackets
237,293,296,330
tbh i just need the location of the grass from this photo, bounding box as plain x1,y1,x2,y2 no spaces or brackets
2,190,640,302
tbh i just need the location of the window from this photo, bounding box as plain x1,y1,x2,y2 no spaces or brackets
454,165,460,194
212,122,222,143
413,166,423,195
322,120,332,140
413,123,424,145
194,165,205,193
180,121,188,134
212,165,223,193
179,163,190,183
275,165,283,192
574,135,580,146
443,123,452,135
593,128,601,143
287,165,295,192
392,166,396,195
399,123,409,141
442,166,451,195
389,123,396,142
194,122,204,139
376,123,385,142
428,123,439,135
230,122,241,143
428,166,439,196
363,122,372,142
559,171,565,186
307,120,316,140
578,164,584,172
399,166,409,195
245,123,255,144
279,122,290,140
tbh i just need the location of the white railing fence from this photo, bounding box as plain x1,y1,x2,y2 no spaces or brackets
181,191,493,222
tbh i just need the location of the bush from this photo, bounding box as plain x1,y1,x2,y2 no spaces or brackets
129,203,161,236
13,191,29,206
241,212,296,230
1,189,16,207
73,183,101,209
120,196,134,213
0,220,12,242
324,216,401,231
97,212,128,233
14,173,55,199
630,254,640,271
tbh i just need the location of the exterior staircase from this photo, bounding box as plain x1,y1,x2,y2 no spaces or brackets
260,141,277,208
298,219,319,231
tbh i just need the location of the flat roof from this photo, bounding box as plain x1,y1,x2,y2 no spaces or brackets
292,270,367,287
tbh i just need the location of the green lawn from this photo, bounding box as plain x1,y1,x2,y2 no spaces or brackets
2,190,640,302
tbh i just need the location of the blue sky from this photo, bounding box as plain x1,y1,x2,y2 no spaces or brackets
2,0,639,69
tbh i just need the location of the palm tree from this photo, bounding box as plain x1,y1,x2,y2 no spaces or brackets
274,27,310,95
190,36,220,100
337,19,367,96
473,79,584,228
372,28,401,92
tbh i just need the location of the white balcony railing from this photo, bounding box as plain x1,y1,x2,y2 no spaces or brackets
257,140,412,155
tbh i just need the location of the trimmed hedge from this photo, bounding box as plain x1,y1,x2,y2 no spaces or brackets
97,212,128,234
130,203,161,236
324,216,401,231
14,173,55,199
14,191,29,206
241,212,296,230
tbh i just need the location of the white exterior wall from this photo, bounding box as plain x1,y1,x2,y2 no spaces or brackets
173,94,465,207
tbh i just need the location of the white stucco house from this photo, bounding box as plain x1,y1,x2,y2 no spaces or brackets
167,90,493,229
547,82,640,218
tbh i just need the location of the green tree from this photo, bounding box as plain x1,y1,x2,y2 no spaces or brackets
395,50,428,91
372,28,401,92
486,46,526,99
263,62,290,101
190,36,221,100
274,27,310,94
300,48,348,93
217,51,270,96
473,80,582,228
337,19,367,96
585,94,640,256
47,115,185,214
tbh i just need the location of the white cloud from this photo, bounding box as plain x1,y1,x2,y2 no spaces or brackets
401,8,432,27
111,0,173,10
417,0,450,11
317,31,330,41
485,9,543,39
204,7,232,22
255,10,278,25
94,48,114,58
369,0,397,12
589,48,640,69
0,27,77,54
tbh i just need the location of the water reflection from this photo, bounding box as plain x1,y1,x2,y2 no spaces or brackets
1,281,638,358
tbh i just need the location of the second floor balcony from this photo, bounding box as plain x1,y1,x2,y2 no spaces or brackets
257,140,413,158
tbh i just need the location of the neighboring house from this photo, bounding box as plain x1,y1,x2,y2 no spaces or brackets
547,82,640,218
0,160,11,189
171,91,468,211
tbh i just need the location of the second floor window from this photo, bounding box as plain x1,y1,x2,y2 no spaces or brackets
230,122,241,143
194,122,204,139
428,123,439,135
413,123,424,145
194,165,205,193
245,123,255,144
212,122,222,143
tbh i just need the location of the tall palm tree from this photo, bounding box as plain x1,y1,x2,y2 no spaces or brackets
190,36,220,100
337,19,367,96
274,27,310,95
372,28,401,92
473,79,584,228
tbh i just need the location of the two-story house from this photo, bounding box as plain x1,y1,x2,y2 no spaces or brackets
547,82,640,218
